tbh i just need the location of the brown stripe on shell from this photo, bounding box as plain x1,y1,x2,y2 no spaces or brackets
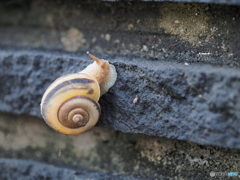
41,78,95,123
87,89,94,94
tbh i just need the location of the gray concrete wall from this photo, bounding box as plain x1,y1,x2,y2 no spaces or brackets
0,1,240,179
0,113,240,180
1,49,240,149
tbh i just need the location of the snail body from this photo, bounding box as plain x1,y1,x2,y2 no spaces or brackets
40,52,117,135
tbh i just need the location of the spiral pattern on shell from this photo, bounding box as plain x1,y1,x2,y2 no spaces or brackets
40,73,101,135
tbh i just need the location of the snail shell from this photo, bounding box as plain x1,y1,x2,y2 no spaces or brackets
40,52,117,135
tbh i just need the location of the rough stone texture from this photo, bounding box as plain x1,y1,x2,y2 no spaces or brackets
0,113,240,180
0,49,240,149
0,1,240,178
0,158,143,180
106,0,240,5
0,1,239,67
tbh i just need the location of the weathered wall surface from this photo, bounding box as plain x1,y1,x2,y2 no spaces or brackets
108,0,240,5
0,159,143,180
0,49,240,149
0,113,240,180
0,1,239,67
0,0,240,179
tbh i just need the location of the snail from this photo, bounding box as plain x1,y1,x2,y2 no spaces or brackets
40,52,117,135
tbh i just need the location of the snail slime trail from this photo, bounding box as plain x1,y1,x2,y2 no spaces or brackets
40,52,117,135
